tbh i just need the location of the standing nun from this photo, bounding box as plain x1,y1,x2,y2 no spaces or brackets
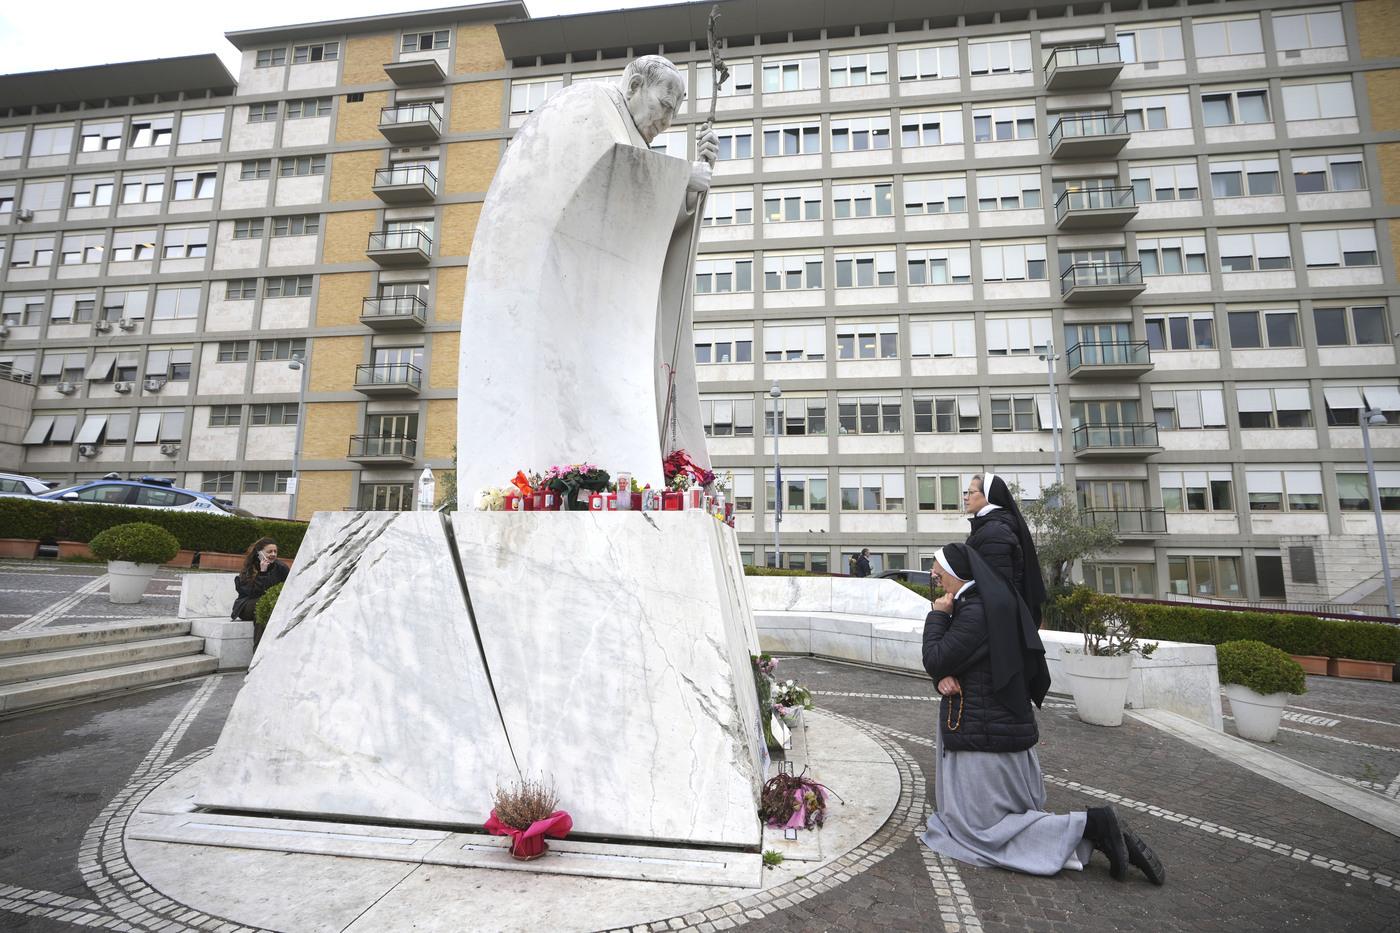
964,472,1048,626
919,542,1164,883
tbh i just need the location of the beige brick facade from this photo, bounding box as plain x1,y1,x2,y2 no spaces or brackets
450,80,504,134
1365,69,1400,131
297,471,354,522
429,331,460,389
322,210,377,265
329,149,382,203
309,337,366,392
315,272,373,327
302,401,361,461
439,202,483,259
342,35,395,86
424,399,458,459
444,140,500,195
1357,0,1400,60
455,24,506,74
335,90,389,144
434,267,467,323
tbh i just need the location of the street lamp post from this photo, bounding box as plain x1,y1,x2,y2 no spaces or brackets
770,380,782,569
287,353,310,520
1039,339,1063,492
1360,408,1396,618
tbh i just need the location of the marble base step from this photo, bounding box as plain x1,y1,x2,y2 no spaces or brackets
0,655,218,714
0,620,192,659
0,636,207,686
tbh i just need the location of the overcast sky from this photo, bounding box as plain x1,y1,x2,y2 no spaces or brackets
0,1,674,77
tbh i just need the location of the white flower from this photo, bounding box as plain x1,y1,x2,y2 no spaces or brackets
475,486,506,511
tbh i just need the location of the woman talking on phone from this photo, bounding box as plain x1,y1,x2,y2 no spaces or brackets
231,537,290,621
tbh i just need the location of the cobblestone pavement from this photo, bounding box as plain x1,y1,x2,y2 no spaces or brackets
0,559,197,634
1,560,1399,932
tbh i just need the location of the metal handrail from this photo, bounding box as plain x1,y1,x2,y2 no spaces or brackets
1065,340,1151,369
373,166,439,192
361,296,428,318
1079,507,1167,534
1059,261,1143,295
378,103,442,131
348,434,418,457
1049,113,1129,148
367,230,433,252
1045,43,1123,80
354,363,423,387
1070,421,1159,450
1053,185,1135,221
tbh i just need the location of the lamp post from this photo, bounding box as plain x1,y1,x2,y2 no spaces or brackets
770,380,782,569
1039,339,1063,496
1360,408,1396,618
287,353,310,520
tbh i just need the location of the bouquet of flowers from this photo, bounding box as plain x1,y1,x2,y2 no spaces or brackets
772,679,814,711
758,768,841,830
663,449,714,492
474,486,507,510
543,463,611,510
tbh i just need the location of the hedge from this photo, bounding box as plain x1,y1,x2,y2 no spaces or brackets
0,497,306,558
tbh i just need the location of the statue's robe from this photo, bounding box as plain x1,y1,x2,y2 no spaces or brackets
457,83,710,496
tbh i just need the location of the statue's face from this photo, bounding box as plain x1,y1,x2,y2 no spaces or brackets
625,72,684,143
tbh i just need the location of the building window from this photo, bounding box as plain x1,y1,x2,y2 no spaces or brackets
1282,80,1355,121
178,111,225,144
162,226,209,260
293,42,339,63
244,472,292,494
217,342,250,363
764,185,822,222
54,292,100,324
714,124,754,160
1,295,45,326
1121,93,1192,131
202,472,235,493
977,173,1043,213
257,338,307,362
761,56,819,93
256,48,287,67
909,318,975,359
226,280,257,300
1145,312,1215,351
402,29,450,52
1246,470,1323,511
1159,470,1234,512
694,256,754,293
1301,226,1378,268
973,104,1035,141
831,182,891,218
101,289,147,323
1273,9,1345,51
233,219,266,240
265,276,312,297
700,397,755,437
60,232,106,265
968,37,1031,74
985,315,1051,356
830,115,890,151
279,155,326,177
1168,555,1242,598
509,78,562,115
172,169,217,201
23,414,79,446
1313,304,1387,346
209,405,241,426
981,242,1047,281
990,395,1041,432
272,215,320,237
724,472,754,512
121,173,165,204
914,395,979,433
1193,17,1263,56
1086,562,1157,597
129,117,173,148
241,160,272,181
10,235,55,268
1201,88,1270,126
1116,24,1184,63
1293,152,1364,193
698,61,753,97
763,120,821,156
900,110,963,147
360,484,414,511
907,246,971,284
1218,230,1291,271
1136,235,1208,276
153,286,201,320
702,189,754,226
38,352,85,385
839,472,905,512
1227,309,1300,348
1210,158,1280,197
29,124,74,157
286,98,333,119
762,253,823,291
1236,386,1313,429
903,176,966,214
897,43,959,80
250,404,299,427
765,469,829,514
1130,162,1199,202
762,321,825,362
763,396,825,436
694,325,753,364
1322,385,1400,426
829,50,888,86
1337,472,1400,511
70,176,115,208
144,347,193,382
110,229,156,262
837,396,902,434
247,103,278,124
917,474,968,511
80,120,123,152
834,251,895,287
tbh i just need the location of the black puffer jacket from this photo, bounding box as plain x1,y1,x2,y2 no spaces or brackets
922,586,1038,753
966,509,1023,595
231,560,290,621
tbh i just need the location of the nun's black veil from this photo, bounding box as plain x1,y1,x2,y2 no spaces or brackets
983,474,1048,626
941,542,1051,714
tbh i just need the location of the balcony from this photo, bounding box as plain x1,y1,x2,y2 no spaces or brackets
383,59,446,86
1080,507,1167,538
1071,422,1163,459
347,434,418,465
1060,262,1145,303
371,166,439,204
1049,113,1130,159
361,296,428,331
1054,186,1138,230
353,363,423,396
366,229,432,266
378,103,442,143
1045,44,1124,90
1066,341,1154,379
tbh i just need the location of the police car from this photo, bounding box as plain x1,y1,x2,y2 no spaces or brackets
38,473,258,519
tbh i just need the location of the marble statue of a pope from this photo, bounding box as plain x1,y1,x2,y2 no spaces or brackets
457,56,718,496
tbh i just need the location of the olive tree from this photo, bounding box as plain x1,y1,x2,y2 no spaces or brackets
1018,482,1121,590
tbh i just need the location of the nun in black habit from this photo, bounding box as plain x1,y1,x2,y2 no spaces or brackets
919,543,1164,883
964,472,1049,626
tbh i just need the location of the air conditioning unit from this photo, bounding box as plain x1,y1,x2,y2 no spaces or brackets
78,444,98,457
56,381,77,394
118,318,138,331
159,443,180,456
0,325,9,338
113,381,133,393
16,208,34,222
94,320,113,332
144,378,166,392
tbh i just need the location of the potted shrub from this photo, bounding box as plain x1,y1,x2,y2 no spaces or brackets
1055,587,1157,727
1216,640,1307,742
485,776,572,860
88,522,180,604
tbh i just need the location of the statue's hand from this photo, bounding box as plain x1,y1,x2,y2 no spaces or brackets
687,159,713,195
695,124,718,167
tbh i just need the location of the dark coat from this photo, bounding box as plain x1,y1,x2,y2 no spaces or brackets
853,555,871,578
922,585,1039,754
232,560,290,621
966,509,1023,596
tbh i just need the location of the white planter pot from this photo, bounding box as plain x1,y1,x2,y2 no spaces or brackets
1223,683,1290,742
1059,649,1134,727
106,560,159,604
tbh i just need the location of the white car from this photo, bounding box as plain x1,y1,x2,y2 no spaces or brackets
0,472,59,497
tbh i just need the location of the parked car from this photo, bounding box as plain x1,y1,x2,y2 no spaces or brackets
37,473,258,519
874,568,932,588
0,472,59,497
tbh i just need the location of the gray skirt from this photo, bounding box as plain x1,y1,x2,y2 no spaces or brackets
920,727,1093,876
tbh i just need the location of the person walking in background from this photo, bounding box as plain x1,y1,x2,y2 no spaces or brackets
963,473,1048,627
919,543,1165,884
853,548,872,578
231,537,290,622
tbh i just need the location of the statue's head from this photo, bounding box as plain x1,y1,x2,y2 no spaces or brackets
621,55,686,144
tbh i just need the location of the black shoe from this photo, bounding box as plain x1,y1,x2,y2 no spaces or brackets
1085,806,1128,881
1122,822,1165,885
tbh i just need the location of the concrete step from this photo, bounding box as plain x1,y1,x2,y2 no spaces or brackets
0,621,192,660
0,655,220,714
0,636,207,686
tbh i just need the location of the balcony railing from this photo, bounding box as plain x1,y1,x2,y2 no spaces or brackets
360,296,428,329
1059,261,1144,299
0,362,34,385
1053,186,1137,227
378,103,442,142
366,229,433,265
1066,341,1152,371
1049,113,1130,157
1071,421,1160,452
1080,507,1168,535
1044,44,1124,89
371,166,439,203
348,434,418,459
354,363,423,393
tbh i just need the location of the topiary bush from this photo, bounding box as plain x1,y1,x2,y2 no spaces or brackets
744,566,819,577
1216,640,1307,696
1136,603,1400,663
255,582,284,628
88,522,181,565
